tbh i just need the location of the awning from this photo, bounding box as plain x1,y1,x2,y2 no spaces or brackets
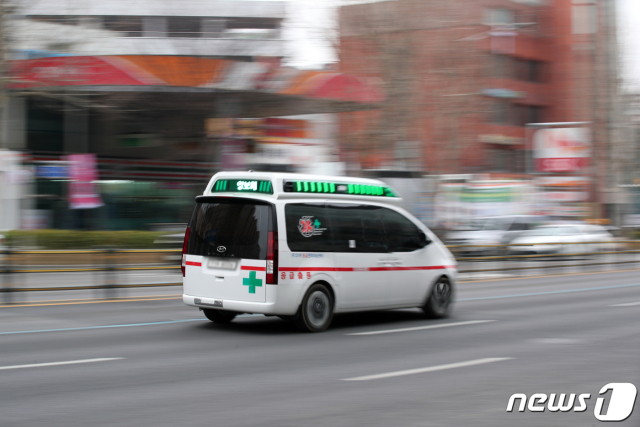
9,55,383,116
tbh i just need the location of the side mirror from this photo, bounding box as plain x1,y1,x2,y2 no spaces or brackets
419,232,431,248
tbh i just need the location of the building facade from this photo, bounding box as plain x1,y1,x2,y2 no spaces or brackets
338,0,620,217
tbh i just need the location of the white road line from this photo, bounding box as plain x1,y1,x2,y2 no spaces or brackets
610,301,640,307
346,320,496,336
341,357,513,382
0,358,125,371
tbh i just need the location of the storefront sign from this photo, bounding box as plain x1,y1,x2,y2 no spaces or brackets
66,154,103,209
533,127,591,172
35,165,68,179
541,191,589,202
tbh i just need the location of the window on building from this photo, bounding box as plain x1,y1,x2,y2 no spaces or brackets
202,19,226,38
143,17,167,37
528,106,543,124
527,60,543,82
78,16,103,30
511,105,544,127
484,8,515,26
28,15,78,26
168,17,202,38
510,58,545,82
488,100,511,125
572,0,597,35
103,16,143,37
223,18,281,39
488,147,524,173
491,55,515,79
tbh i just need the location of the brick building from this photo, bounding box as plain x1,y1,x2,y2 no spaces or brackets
338,0,617,184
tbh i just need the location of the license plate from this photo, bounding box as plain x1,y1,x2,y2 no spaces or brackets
207,259,238,270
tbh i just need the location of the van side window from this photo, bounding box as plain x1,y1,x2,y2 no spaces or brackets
284,203,333,252
381,208,423,252
326,204,387,253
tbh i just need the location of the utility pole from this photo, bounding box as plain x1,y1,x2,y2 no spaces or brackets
0,0,7,149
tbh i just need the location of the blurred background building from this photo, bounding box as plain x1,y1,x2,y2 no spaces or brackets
0,0,380,230
338,0,625,222
0,0,636,233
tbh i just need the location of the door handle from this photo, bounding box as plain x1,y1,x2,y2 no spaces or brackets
378,258,401,266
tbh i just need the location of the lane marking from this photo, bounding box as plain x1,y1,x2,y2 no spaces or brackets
0,319,205,335
0,294,181,305
610,301,640,307
0,314,259,336
341,357,513,381
347,320,496,336
0,358,125,371
459,267,640,284
456,282,640,302
0,295,181,309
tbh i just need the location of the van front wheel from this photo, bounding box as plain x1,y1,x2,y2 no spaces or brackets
423,277,453,319
295,284,334,332
203,309,237,324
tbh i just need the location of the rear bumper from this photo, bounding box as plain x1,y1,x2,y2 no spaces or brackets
183,284,301,315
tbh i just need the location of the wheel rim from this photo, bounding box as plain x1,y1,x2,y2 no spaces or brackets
305,290,330,328
431,280,451,312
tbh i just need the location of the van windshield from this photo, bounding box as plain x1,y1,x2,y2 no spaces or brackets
187,200,270,260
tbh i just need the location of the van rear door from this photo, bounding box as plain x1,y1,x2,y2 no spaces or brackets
183,197,273,303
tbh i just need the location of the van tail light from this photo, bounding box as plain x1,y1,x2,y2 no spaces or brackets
181,226,191,277
266,231,278,284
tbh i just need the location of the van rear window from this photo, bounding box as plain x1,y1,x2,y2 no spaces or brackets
187,200,270,260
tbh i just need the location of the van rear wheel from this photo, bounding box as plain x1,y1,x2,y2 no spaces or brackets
294,284,334,332
423,277,453,319
203,309,237,324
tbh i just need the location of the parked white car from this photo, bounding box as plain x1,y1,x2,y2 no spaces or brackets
508,223,614,255
446,215,548,255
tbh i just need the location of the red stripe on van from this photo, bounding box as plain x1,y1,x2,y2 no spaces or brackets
241,266,267,272
279,265,457,272
185,261,201,267
279,267,346,272
369,265,457,271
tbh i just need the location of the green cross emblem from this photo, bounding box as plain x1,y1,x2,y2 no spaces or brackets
314,219,321,228
243,271,263,294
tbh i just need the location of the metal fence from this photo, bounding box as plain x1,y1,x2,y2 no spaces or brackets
450,240,640,277
0,248,182,303
2,241,640,302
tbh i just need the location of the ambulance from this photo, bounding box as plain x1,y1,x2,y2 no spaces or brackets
182,171,457,332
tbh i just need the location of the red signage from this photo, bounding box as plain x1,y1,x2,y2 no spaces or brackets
534,158,590,173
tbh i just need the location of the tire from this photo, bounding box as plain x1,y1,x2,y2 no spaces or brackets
294,284,334,332
423,276,453,319
202,309,237,324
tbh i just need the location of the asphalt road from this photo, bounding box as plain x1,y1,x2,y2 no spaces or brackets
0,269,639,426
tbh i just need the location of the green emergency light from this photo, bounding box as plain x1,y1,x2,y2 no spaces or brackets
283,180,397,197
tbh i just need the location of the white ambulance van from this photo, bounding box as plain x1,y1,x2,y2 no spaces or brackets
182,172,457,332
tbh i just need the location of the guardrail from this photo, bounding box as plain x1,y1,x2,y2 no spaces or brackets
448,240,640,276
1,248,182,303
1,241,639,303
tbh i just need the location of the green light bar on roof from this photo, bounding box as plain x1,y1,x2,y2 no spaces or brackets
211,179,273,194
283,180,397,197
